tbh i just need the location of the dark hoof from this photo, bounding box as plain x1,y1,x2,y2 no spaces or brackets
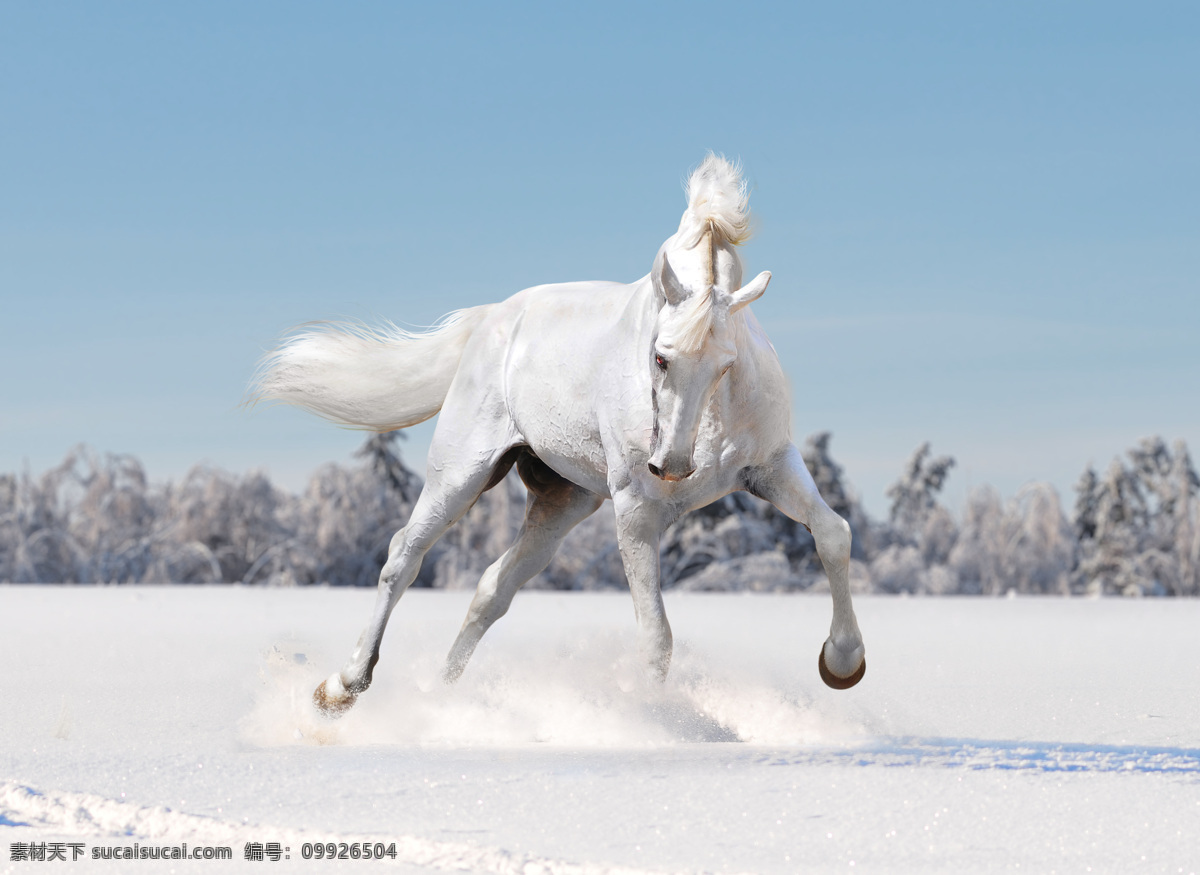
819,648,865,690
313,679,357,717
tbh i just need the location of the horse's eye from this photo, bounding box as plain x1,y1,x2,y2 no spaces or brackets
655,354,668,371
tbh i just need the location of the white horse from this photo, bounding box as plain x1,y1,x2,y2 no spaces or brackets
253,154,866,715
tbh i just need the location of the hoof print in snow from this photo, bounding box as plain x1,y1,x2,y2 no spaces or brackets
819,648,865,690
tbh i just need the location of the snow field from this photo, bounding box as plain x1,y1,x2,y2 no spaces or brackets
2,586,1199,873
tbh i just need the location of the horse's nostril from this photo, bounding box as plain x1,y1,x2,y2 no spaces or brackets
649,462,693,482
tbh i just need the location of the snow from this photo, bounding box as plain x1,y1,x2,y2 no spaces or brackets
2,586,1199,874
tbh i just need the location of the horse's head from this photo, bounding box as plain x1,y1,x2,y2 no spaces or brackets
646,238,771,482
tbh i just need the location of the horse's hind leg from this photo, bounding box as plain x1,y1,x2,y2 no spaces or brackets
313,445,521,716
443,453,603,682
746,443,865,688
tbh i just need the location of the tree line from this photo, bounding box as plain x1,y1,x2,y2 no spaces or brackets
2,433,1197,595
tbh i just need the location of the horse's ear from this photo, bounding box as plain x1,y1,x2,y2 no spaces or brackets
655,252,687,306
724,270,771,313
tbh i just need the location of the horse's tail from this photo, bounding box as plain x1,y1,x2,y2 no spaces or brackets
248,306,492,431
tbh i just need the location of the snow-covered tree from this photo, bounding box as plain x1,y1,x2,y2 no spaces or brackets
168,466,291,584
1073,438,1199,596
949,483,1073,596
885,443,956,541
1167,441,1200,595
658,492,801,590
354,431,420,505
870,443,958,593
5,433,1198,597
1072,466,1100,542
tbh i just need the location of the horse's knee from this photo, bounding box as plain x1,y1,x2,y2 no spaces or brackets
378,532,432,591
378,529,409,578
813,509,851,560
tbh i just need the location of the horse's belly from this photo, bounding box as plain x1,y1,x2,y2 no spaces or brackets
511,397,610,496
528,442,611,497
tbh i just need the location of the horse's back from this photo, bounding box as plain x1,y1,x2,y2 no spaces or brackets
503,279,640,330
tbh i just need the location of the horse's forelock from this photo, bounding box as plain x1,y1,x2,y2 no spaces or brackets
662,290,716,353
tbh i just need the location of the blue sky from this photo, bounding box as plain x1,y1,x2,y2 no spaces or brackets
2,1,1197,517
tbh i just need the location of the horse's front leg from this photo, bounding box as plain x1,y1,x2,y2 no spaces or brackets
747,443,866,689
612,490,673,682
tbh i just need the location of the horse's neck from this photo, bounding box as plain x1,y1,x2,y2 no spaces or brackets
714,310,753,412
623,274,661,354
729,307,787,444
720,308,792,445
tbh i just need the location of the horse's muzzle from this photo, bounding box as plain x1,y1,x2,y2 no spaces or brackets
648,462,695,482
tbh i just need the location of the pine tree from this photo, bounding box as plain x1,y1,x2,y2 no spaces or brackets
885,442,956,542
354,431,420,504
871,443,957,594
1073,466,1100,542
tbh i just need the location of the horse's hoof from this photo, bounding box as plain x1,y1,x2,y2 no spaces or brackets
818,647,865,690
313,678,357,717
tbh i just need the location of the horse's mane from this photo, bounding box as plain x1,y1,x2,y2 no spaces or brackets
664,154,752,351
677,153,751,248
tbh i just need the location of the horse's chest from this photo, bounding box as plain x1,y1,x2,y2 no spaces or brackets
693,406,763,468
